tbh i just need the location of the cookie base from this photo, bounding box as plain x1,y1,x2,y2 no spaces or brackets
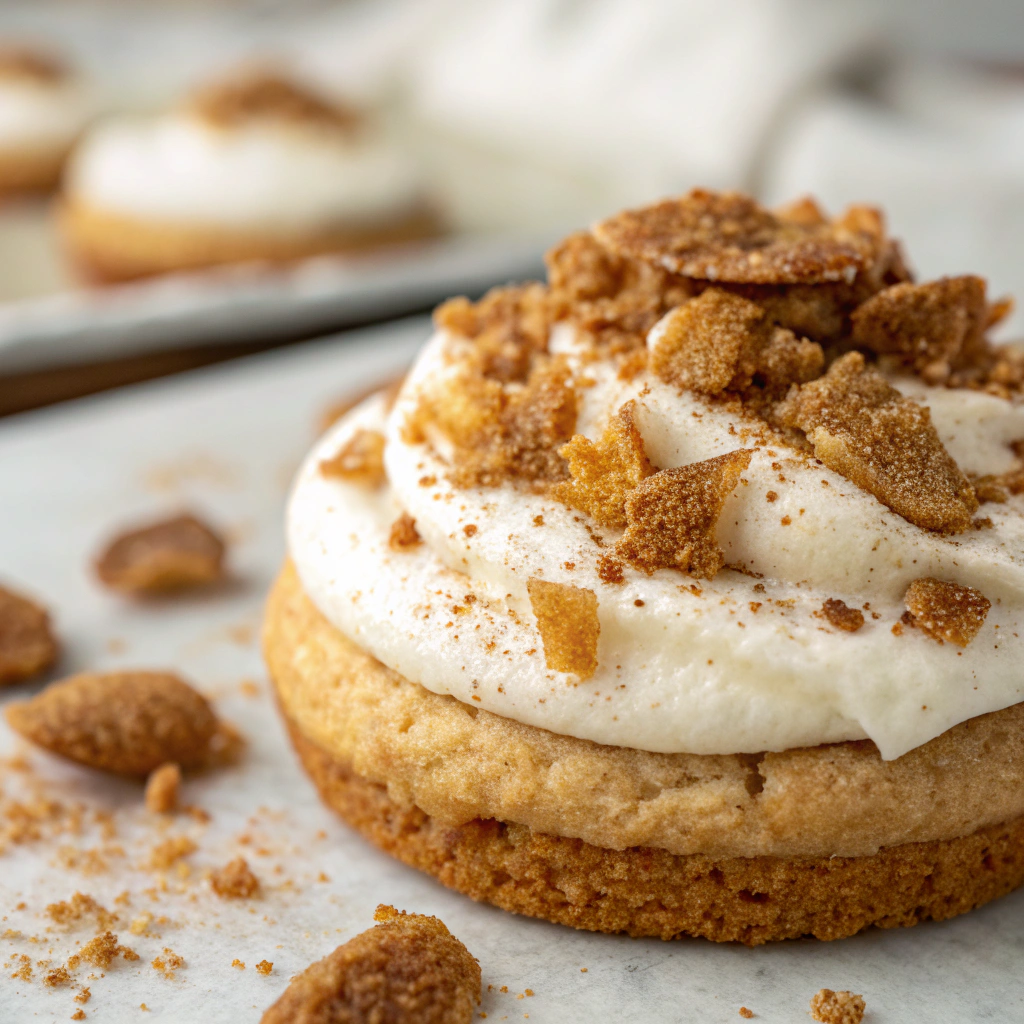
286,717,1024,945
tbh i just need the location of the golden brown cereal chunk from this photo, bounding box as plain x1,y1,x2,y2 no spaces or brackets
211,856,260,899
553,401,654,527
145,763,181,814
260,905,480,1024
903,578,990,647
67,932,138,971
189,70,360,132
44,965,72,987
0,584,58,685
821,599,864,633
809,989,865,1024
5,670,219,776
851,276,988,377
255,960,273,976
388,512,422,551
617,450,752,579
95,513,226,595
776,352,977,533
46,893,117,930
319,429,386,488
527,579,600,679
594,190,882,285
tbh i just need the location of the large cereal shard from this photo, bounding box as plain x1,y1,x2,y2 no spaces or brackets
650,289,823,397
318,428,386,487
260,905,480,1024
594,190,882,285
776,352,977,533
527,578,600,679
617,450,753,579
903,577,990,647
553,401,654,527
851,276,989,376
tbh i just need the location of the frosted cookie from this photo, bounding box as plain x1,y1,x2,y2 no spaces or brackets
60,70,437,281
266,189,1024,942
0,46,92,198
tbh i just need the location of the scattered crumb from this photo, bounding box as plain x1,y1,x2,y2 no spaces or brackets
319,429,386,488
739,1009,754,1019
149,836,197,872
46,893,117,930
44,965,72,987
596,554,625,585
71,1011,86,1021
75,987,91,1005
255,960,273,976
527,578,600,679
67,932,138,970
809,989,865,1024
388,512,422,551
129,914,153,937
903,577,991,647
0,584,59,686
145,763,181,814
151,948,185,979
232,959,245,970
820,598,864,633
211,856,260,899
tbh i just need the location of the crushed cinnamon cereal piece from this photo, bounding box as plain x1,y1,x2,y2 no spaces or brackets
95,513,226,595
149,836,197,871
5,671,219,776
75,987,91,1005
232,959,246,970
71,1011,86,1020
820,599,864,633
903,578,990,647
596,554,625,585
389,512,422,550
809,989,865,1024
739,1009,754,1019
255,960,273,976
67,932,138,970
851,276,988,377
260,905,480,1024
553,401,654,527
594,190,882,285
46,893,117,930
151,948,184,978
775,352,977,533
617,451,752,579
318,429,386,487
526,579,600,679
44,965,72,986
0,584,59,685
211,856,260,899
145,763,181,814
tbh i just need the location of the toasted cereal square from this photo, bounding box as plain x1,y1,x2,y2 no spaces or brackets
527,578,600,679
903,577,990,647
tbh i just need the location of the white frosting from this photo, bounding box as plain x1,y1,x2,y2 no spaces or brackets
64,113,423,231
288,326,1024,761
0,77,92,154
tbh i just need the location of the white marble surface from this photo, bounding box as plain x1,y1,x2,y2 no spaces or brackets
1,317,1022,1023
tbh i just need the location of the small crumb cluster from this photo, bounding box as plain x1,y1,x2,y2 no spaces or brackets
810,988,866,1024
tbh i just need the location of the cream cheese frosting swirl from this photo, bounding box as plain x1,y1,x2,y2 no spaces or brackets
288,191,1024,761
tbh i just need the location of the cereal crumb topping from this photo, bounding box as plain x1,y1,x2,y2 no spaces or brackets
388,512,422,551
46,893,117,930
820,599,865,633
260,905,480,1024
151,948,185,978
0,584,59,686
776,352,977,533
617,451,752,578
144,762,181,814
68,932,139,971
554,401,653,527
527,579,600,679
903,577,990,647
94,513,226,595
211,856,260,899
255,960,273,976
809,989,865,1024
596,554,626,585
5,671,219,776
318,428,386,488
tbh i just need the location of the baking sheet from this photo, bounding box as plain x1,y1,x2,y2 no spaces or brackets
0,316,1021,1024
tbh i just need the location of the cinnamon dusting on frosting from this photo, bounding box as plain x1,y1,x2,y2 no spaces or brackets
903,578,990,647
527,578,600,678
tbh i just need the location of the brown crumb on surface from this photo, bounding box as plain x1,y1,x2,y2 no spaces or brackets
776,352,977,533
0,584,59,686
809,989,865,1024
151,948,185,979
46,893,117,930
148,836,197,872
75,987,91,1004
68,932,138,970
44,965,73,986
260,904,480,1024
71,1011,86,1021
318,429,386,488
594,189,884,285
553,401,653,527
5,671,219,776
821,598,865,633
145,763,181,814
527,579,600,679
388,512,422,551
94,514,226,595
232,959,245,969
739,1009,754,1019
255,960,273,976
211,856,260,899
596,554,625,585
903,577,990,647
618,450,752,579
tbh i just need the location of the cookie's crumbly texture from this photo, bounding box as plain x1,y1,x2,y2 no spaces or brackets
554,402,654,528
388,512,421,551
318,429,386,487
260,904,480,1024
527,578,600,679
776,352,978,533
145,763,181,814
94,513,226,595
288,717,1024,945
0,584,59,685
820,599,864,633
618,451,752,578
809,989,866,1024
264,564,1024,860
903,578,991,647
5,671,218,776
593,190,884,285
211,856,260,899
